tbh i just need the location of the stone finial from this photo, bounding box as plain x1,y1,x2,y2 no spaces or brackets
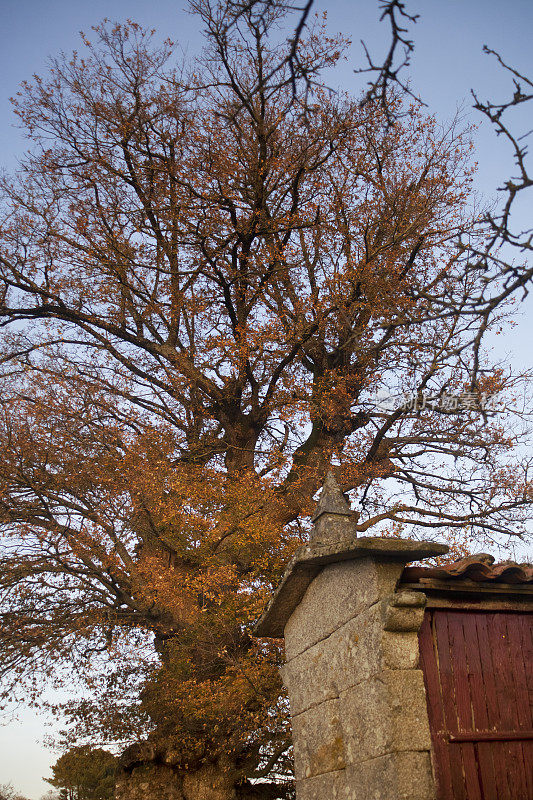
312,470,351,520
310,470,357,543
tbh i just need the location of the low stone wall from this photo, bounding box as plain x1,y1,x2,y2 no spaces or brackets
280,556,436,800
115,756,240,800
115,763,185,800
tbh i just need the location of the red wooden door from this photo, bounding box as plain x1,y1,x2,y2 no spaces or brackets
419,609,533,799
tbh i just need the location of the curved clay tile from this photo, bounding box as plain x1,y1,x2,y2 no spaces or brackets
402,553,533,585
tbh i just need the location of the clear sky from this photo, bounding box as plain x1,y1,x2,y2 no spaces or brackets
0,0,532,797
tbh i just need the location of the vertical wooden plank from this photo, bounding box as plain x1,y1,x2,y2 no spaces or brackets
491,614,530,800
490,614,515,729
446,612,483,800
517,613,533,701
419,611,454,799
434,610,468,800
505,613,531,800
506,614,533,729
489,614,516,798
522,741,533,800
461,612,498,799
515,613,533,798
473,611,514,799
495,614,531,799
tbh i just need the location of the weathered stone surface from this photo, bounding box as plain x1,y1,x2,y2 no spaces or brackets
383,603,426,633
295,767,347,800
385,668,432,751
393,751,436,800
382,591,427,632
119,741,157,769
329,603,385,692
291,698,346,780
115,764,184,800
182,762,237,800
281,643,339,717
345,751,436,800
382,629,421,670
389,590,428,608
283,599,426,714
310,471,359,544
281,602,382,714
115,760,240,800
341,670,432,763
312,471,352,520
284,558,403,659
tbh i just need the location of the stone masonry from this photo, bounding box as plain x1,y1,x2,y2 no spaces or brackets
255,473,449,800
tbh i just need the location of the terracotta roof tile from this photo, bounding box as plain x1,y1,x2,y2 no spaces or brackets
402,553,533,585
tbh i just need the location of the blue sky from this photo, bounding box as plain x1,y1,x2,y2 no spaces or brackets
0,0,532,796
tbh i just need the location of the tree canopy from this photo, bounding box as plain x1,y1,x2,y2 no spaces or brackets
0,1,531,797
0,784,30,800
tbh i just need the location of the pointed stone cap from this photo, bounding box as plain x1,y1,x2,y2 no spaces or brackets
312,470,352,521
310,470,357,543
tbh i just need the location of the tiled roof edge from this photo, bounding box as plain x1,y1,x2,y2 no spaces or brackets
402,553,533,585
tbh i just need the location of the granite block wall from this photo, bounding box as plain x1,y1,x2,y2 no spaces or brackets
280,556,436,800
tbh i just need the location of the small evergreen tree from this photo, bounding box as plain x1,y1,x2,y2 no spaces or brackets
45,747,116,800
